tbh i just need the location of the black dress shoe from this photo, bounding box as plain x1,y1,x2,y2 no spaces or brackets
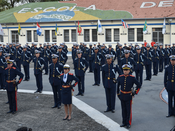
92,84,97,86
166,114,173,117
34,90,39,93
23,79,27,81
76,93,80,96
144,79,148,81
39,91,42,93
52,105,57,108
111,110,115,113
7,111,12,114
148,79,151,81
5,102,9,104
63,115,69,120
104,110,111,113
57,106,61,109
126,125,131,129
120,124,126,127
12,111,16,114
97,84,100,86
81,93,84,96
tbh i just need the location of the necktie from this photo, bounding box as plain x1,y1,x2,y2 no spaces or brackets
64,74,66,79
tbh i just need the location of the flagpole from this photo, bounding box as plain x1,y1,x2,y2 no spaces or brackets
75,21,78,44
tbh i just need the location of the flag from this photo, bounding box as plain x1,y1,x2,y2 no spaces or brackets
78,21,82,35
97,20,103,33
55,24,58,36
162,18,166,34
0,24,4,35
18,24,21,35
36,22,42,36
143,20,148,34
121,19,130,28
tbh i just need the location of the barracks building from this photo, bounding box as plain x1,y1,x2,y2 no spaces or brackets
0,0,175,50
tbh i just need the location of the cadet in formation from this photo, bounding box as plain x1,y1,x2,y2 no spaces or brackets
102,54,122,113
33,50,46,93
49,54,63,109
74,50,88,96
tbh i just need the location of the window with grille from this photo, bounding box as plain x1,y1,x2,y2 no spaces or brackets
128,28,135,42
64,30,69,42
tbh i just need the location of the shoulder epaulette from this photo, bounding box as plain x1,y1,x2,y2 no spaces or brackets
60,73,64,76
82,57,85,60
119,74,125,77
129,75,135,77
12,67,16,69
69,73,73,75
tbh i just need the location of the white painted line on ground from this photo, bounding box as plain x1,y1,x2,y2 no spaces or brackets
0,89,128,131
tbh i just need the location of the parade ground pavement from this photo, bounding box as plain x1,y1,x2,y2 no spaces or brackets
1,57,175,131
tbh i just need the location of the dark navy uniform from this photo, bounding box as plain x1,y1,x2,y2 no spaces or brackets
7,46,15,60
49,59,63,108
92,49,103,85
106,48,117,62
164,46,170,66
88,46,94,72
152,48,159,75
42,48,50,74
57,50,68,65
143,47,153,80
164,60,175,117
33,53,46,93
60,73,78,104
5,61,24,114
74,54,88,95
14,47,22,71
82,46,89,61
120,57,136,74
21,49,32,81
102,58,122,112
116,46,124,67
134,50,146,86
0,52,6,89
159,46,165,72
117,66,141,127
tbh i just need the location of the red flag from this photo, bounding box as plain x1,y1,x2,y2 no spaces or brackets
78,21,82,35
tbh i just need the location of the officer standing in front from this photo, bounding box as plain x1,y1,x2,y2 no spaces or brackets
102,54,122,113
117,64,141,129
164,55,175,117
49,54,63,109
74,50,88,96
5,60,24,114
33,50,46,93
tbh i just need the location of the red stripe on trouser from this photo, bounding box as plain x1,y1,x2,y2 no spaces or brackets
129,100,132,125
15,91,18,111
